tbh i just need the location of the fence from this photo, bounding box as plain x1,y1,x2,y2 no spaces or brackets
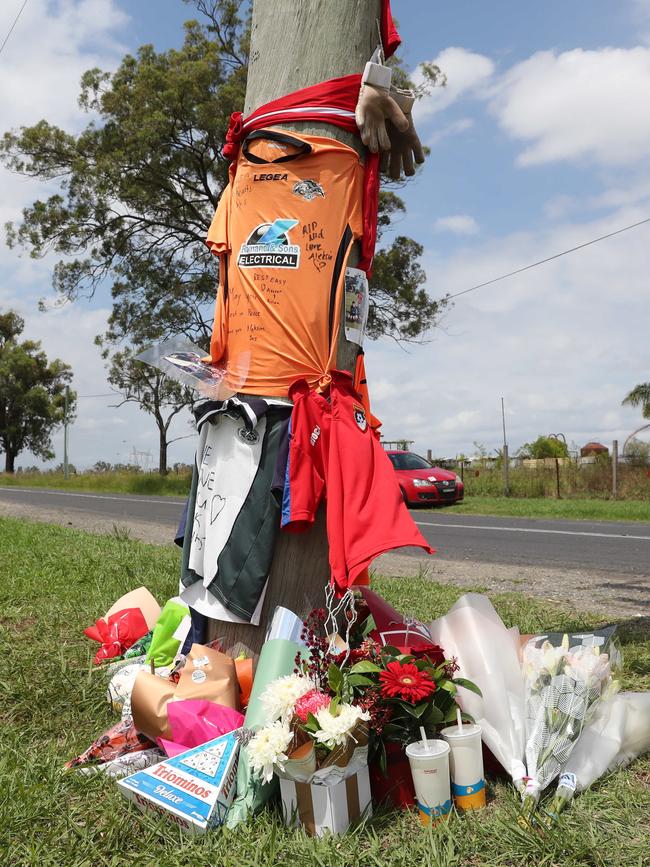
438,456,650,501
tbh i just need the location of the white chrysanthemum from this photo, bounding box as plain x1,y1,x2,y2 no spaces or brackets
313,703,370,749
247,721,293,783
259,674,314,723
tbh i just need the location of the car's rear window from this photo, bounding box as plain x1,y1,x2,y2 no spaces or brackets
388,453,432,470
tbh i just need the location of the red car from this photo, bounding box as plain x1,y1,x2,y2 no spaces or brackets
386,450,464,507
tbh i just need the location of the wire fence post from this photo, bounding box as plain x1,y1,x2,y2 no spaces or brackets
63,385,70,480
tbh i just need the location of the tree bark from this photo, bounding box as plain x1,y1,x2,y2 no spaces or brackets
4,450,15,473
207,0,380,658
158,430,168,476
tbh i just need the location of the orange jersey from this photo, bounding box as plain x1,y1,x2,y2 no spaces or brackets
206,128,364,396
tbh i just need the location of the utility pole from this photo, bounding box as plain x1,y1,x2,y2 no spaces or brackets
612,439,618,499
63,385,70,480
501,396,509,497
207,1,383,658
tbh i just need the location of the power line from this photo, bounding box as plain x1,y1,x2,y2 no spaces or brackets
446,216,650,301
0,0,28,58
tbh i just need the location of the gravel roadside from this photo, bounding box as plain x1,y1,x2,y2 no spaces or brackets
1,500,647,618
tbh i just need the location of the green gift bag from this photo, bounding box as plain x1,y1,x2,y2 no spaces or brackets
145,597,190,668
227,638,302,827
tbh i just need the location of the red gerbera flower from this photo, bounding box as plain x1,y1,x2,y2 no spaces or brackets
379,661,437,703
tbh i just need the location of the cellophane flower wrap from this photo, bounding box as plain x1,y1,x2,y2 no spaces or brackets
540,691,649,826
520,633,620,816
429,593,527,789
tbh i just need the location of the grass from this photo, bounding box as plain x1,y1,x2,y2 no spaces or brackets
0,469,191,496
449,495,650,522
1,517,648,866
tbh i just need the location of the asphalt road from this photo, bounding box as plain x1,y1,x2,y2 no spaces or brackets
1,485,649,577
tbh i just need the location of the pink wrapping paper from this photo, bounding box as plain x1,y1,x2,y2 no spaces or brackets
157,699,244,757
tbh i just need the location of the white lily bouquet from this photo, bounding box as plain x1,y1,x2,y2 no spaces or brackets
540,690,650,826
520,632,620,820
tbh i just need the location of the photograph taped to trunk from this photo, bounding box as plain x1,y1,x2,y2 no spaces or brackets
344,267,369,346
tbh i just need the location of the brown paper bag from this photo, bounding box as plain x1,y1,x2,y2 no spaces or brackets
175,644,240,710
131,671,176,741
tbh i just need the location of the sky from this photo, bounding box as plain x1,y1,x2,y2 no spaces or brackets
1,0,649,469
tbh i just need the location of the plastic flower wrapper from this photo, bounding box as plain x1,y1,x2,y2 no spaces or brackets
520,632,621,820
360,587,440,656
540,691,649,826
136,337,250,400
430,593,527,790
65,719,156,769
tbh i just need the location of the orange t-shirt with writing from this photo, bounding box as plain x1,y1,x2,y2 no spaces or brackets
206,128,364,396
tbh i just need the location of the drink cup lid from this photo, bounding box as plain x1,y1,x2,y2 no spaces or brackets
405,739,450,759
441,723,482,740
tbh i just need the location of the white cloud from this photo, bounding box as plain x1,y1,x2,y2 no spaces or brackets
491,47,650,166
0,2,199,471
0,0,128,131
428,117,474,146
413,47,495,121
434,215,479,235
365,206,650,457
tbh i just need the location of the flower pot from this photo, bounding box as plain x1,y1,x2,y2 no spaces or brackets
369,741,415,809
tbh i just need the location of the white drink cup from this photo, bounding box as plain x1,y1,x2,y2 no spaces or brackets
441,723,486,810
405,739,451,825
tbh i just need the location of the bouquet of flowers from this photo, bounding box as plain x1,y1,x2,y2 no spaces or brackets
540,690,649,826
247,671,370,785
247,609,372,786
520,632,620,820
348,642,479,773
246,605,477,784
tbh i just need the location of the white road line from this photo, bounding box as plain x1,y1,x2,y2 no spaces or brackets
414,520,650,541
0,487,181,506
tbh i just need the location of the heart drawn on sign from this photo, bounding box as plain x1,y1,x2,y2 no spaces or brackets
210,494,226,524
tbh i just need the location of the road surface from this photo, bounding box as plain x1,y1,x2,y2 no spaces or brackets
1,486,648,615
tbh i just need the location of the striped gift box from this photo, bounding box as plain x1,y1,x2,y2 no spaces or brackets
279,765,372,837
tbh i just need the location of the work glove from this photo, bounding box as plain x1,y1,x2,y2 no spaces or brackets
380,86,425,180
355,82,410,154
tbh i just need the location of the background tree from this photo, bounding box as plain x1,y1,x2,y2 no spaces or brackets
0,311,74,473
2,2,445,347
98,343,195,475
622,382,650,453
518,435,569,460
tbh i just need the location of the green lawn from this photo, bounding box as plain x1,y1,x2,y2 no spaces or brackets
1,517,648,866
448,495,650,522
0,469,191,496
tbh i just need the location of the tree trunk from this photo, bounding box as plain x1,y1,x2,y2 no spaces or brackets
4,450,15,473
207,0,381,658
158,426,168,476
